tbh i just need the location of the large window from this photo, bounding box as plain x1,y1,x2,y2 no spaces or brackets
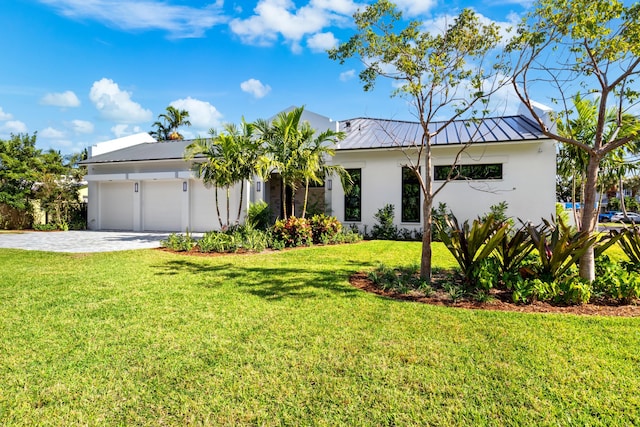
344,168,361,222
434,163,503,181
402,167,420,223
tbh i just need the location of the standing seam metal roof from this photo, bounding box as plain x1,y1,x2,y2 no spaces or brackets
336,115,544,150
81,115,545,164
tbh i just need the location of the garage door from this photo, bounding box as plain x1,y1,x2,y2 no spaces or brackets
99,182,134,230
142,180,182,231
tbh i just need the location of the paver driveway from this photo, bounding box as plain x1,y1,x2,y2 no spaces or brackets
0,230,177,253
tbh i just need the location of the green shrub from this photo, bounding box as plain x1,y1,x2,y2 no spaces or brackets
371,204,398,240
272,216,313,247
198,231,235,253
198,226,270,253
435,213,508,288
593,255,640,302
246,201,272,231
161,232,197,252
309,214,342,244
431,202,450,242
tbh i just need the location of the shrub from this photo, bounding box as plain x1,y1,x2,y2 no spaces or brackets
161,232,197,252
198,231,236,253
272,216,313,247
246,201,272,231
309,214,342,244
371,204,398,240
198,226,270,253
431,202,450,242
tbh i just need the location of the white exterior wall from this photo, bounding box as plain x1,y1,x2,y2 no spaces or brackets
85,160,247,232
329,139,556,230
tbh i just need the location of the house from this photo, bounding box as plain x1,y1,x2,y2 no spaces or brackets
81,107,556,232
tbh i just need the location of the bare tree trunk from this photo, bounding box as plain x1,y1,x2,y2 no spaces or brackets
421,198,433,282
578,157,600,282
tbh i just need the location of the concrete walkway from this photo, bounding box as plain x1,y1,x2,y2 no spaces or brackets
0,230,179,253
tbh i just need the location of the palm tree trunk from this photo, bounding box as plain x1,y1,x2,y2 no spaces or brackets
226,186,231,227
215,188,223,229
236,180,245,224
281,178,287,220
302,179,310,219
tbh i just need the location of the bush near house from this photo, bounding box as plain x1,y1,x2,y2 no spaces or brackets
370,210,640,306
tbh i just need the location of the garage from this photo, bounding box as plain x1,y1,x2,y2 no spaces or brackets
142,180,183,231
99,181,134,230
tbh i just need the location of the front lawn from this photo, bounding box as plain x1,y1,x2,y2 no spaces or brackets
1,241,639,425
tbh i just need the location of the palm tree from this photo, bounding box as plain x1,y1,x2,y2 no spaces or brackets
150,106,192,141
254,107,345,219
184,120,261,228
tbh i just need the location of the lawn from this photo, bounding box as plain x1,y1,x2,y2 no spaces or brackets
1,241,639,426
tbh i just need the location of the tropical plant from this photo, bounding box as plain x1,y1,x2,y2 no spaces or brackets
150,106,192,140
329,1,509,281
493,224,535,277
435,214,508,286
309,214,342,244
272,216,313,247
246,201,273,231
185,120,262,228
509,0,640,281
254,107,345,219
523,217,598,281
371,204,398,240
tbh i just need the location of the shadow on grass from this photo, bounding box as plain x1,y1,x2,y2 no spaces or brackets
154,257,371,301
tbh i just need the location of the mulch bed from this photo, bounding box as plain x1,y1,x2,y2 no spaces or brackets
349,272,640,317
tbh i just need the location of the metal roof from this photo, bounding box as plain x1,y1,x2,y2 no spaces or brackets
81,115,545,164
336,115,544,150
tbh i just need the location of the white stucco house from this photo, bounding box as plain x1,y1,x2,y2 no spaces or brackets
81,106,556,232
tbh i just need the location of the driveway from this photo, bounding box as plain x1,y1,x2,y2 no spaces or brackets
0,230,180,253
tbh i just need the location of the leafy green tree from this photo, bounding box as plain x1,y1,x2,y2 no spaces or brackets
150,106,192,140
329,1,508,281
0,134,41,228
254,107,345,219
185,120,261,228
509,0,640,281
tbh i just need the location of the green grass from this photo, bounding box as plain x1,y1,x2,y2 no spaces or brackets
1,241,639,426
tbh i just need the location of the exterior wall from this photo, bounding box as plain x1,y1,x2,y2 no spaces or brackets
329,139,556,231
85,159,247,232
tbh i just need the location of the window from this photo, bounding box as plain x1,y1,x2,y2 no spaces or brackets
434,163,503,181
344,168,361,221
402,167,420,223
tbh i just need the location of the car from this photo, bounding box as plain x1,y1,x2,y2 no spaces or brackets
610,212,640,223
598,211,622,222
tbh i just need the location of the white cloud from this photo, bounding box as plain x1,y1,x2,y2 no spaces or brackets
229,0,357,51
40,127,66,139
393,0,438,16
170,97,223,130
339,69,356,82
240,79,272,99
1,121,28,134
89,78,152,123
0,107,14,121
307,32,338,52
40,90,81,107
111,124,142,138
71,119,95,134
38,0,227,38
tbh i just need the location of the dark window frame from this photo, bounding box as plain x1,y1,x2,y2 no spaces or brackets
434,163,503,181
344,168,361,222
401,166,421,223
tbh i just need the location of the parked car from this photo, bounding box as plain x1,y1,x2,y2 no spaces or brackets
598,211,622,222
610,212,640,223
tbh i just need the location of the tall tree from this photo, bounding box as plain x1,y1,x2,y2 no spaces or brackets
150,106,192,141
509,0,640,281
328,1,508,281
0,133,41,228
254,107,344,219
185,120,261,228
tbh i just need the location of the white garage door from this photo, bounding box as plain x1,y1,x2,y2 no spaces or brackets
99,182,134,230
142,180,182,231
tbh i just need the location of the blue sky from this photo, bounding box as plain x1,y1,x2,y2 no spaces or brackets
0,0,532,154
